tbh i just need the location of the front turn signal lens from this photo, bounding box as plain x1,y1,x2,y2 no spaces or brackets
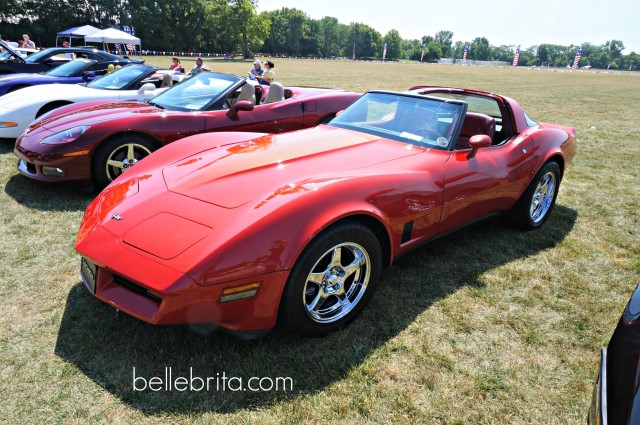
0,121,18,128
219,282,261,303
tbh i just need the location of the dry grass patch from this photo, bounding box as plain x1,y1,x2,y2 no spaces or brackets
1,60,639,424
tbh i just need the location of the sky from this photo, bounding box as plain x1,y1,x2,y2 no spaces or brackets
257,0,640,53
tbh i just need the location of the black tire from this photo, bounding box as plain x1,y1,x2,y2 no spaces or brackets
36,102,71,118
92,134,157,189
280,220,382,336
506,161,562,230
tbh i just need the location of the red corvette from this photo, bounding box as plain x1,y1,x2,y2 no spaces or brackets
13,71,360,188
75,87,577,337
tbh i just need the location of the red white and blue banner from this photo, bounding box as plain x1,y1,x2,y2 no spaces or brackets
512,45,521,66
123,25,135,53
420,41,426,62
382,42,387,60
572,46,582,69
462,43,469,64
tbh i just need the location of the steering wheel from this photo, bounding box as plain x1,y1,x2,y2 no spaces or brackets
415,128,442,140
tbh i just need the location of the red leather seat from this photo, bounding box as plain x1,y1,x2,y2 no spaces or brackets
455,112,495,149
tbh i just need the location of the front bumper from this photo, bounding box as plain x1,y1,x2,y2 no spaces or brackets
77,226,289,332
14,132,93,183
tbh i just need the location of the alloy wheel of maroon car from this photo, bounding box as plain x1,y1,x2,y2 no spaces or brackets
92,134,157,189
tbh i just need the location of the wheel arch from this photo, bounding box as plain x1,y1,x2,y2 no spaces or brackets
36,100,72,118
91,130,162,162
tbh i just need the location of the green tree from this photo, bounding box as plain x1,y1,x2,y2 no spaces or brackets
318,16,347,57
434,30,453,57
469,37,490,60
346,22,381,59
383,29,402,60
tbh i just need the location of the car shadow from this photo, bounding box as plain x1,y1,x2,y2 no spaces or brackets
0,138,16,153
4,173,96,212
54,206,577,415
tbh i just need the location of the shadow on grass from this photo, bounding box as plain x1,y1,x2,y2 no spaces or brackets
0,138,16,154
54,205,577,414
4,173,96,212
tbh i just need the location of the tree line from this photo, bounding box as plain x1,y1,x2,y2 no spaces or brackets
2,0,638,70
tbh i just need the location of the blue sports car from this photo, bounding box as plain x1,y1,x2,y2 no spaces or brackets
0,59,99,96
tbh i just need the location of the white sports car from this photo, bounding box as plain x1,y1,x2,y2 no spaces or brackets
0,64,174,139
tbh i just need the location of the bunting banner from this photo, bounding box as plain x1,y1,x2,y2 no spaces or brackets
462,43,469,64
512,45,521,66
572,46,582,69
123,26,135,53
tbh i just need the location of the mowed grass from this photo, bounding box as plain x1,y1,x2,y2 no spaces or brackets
1,59,639,424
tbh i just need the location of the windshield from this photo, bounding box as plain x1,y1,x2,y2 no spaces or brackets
87,64,154,90
150,72,242,111
329,92,466,150
45,59,95,77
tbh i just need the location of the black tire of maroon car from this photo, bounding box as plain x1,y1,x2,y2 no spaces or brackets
92,134,157,189
507,160,562,230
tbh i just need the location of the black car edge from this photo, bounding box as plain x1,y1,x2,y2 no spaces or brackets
0,39,144,75
589,283,640,425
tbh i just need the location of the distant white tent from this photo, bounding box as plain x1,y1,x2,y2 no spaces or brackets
56,25,100,46
84,28,141,54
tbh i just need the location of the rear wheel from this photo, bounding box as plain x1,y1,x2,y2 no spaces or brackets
280,221,382,336
506,161,561,229
92,134,157,189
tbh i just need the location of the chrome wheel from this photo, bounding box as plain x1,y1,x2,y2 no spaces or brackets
303,242,371,324
104,142,153,182
529,171,556,223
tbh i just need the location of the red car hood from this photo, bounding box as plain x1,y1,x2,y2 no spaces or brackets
163,126,424,208
37,101,164,132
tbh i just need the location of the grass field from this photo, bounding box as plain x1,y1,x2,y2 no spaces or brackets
1,58,639,424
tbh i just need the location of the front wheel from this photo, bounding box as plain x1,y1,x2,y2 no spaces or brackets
506,161,561,229
92,134,157,189
280,221,382,336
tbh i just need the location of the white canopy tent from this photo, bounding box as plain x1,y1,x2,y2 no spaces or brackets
84,28,141,55
56,25,100,46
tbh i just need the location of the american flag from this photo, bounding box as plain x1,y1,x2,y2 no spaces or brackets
572,46,582,69
382,42,387,60
123,25,135,53
512,45,521,66
462,43,469,64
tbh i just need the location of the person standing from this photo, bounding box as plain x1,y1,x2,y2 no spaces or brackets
256,61,275,85
22,34,36,49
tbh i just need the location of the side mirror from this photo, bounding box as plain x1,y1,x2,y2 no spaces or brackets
82,71,96,81
226,100,254,121
466,134,492,159
137,82,157,96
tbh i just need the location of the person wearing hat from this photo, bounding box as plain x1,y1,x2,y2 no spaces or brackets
188,57,209,77
247,59,264,81
256,61,275,86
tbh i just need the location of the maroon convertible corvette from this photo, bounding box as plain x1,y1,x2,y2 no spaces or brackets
14,71,361,188
75,86,577,338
